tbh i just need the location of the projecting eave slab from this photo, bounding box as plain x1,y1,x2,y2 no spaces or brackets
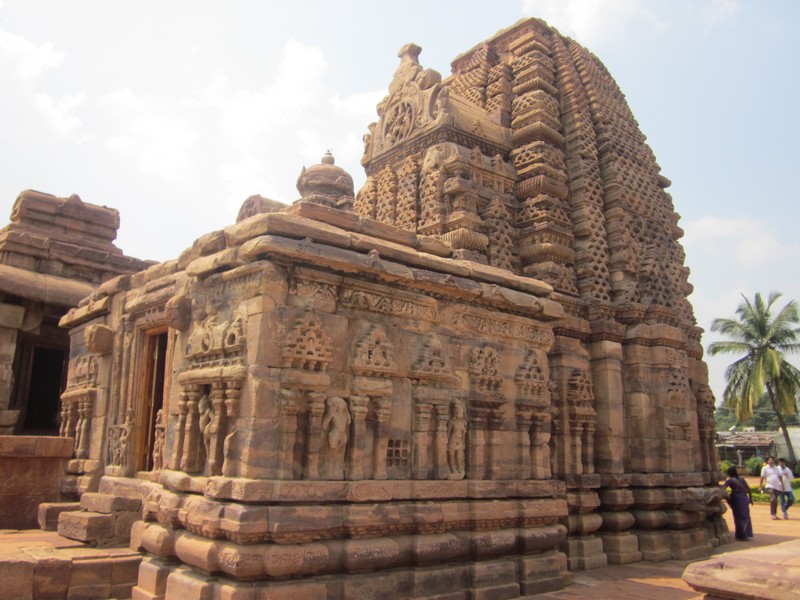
0,263,94,307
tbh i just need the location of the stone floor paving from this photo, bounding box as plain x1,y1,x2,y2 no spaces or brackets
535,503,800,599
0,528,141,599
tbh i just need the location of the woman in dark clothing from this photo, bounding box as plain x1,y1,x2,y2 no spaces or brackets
723,466,753,540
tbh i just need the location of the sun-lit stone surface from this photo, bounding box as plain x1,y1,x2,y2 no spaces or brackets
56,17,725,598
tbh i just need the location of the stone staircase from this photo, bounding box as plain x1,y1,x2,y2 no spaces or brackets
3,476,159,599
57,492,142,547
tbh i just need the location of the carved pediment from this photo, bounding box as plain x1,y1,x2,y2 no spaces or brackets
352,324,397,377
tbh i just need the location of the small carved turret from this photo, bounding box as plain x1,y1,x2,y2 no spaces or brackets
296,151,355,210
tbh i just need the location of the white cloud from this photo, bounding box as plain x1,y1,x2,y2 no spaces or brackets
521,0,664,45
202,39,329,154
197,40,381,202
697,0,741,25
0,29,62,81
33,92,86,136
100,88,200,184
219,158,279,211
683,215,794,267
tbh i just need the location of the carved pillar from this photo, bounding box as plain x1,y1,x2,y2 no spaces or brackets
515,406,533,479
73,397,85,457
373,397,392,480
433,403,450,480
207,382,226,476
486,409,503,479
172,389,188,470
305,392,326,480
180,385,202,473
75,395,93,459
570,423,583,475
413,402,432,479
347,395,369,480
277,388,301,480
59,401,69,438
467,406,488,480
582,423,595,474
589,339,624,474
531,411,552,479
221,381,241,477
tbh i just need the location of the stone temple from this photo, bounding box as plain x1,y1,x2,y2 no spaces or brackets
45,18,725,599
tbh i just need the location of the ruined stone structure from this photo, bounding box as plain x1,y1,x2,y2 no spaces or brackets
0,191,151,437
56,18,726,599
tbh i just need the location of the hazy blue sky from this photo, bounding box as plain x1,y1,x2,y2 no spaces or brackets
1,0,798,404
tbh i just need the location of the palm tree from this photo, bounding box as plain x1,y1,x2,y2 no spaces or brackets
708,292,800,465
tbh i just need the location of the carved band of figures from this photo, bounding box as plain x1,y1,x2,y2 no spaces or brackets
185,312,245,363
66,355,99,389
339,287,437,321
288,277,339,304
451,310,553,346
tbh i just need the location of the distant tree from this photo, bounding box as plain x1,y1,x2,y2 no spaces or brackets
708,292,800,465
751,392,800,431
715,393,800,432
713,405,738,431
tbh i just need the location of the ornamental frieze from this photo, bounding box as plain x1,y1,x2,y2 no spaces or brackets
450,308,553,347
339,286,437,321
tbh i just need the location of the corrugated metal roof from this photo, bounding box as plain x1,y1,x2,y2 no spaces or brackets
716,431,777,447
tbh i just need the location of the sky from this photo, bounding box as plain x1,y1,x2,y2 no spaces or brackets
1,0,799,406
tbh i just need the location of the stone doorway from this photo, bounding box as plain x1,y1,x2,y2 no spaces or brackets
135,330,167,472
12,324,69,435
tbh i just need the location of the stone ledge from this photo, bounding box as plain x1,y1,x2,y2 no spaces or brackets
0,435,74,458
133,520,568,580
160,472,566,502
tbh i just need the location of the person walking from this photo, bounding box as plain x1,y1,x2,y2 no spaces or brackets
777,457,795,519
760,456,783,520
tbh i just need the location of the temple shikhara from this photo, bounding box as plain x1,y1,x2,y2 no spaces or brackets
2,18,728,599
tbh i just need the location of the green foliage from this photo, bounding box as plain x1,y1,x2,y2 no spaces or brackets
745,455,764,476
714,405,738,431
708,292,800,463
792,478,800,490
719,459,733,472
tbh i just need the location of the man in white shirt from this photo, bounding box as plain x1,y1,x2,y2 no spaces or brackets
777,457,795,519
760,456,783,520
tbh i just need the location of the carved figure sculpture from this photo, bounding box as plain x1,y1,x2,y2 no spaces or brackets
151,409,165,472
323,396,351,450
447,400,467,479
320,396,351,480
199,394,213,462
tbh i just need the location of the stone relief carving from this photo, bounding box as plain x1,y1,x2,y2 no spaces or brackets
320,396,351,480
108,408,134,469
447,400,467,480
151,408,165,472
185,311,246,364
352,324,397,376
199,393,214,461
282,312,333,372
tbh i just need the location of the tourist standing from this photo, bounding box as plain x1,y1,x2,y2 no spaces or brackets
759,456,783,520
777,457,795,519
723,466,753,540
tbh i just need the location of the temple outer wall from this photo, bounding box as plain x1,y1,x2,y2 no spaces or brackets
0,304,26,432
0,435,74,528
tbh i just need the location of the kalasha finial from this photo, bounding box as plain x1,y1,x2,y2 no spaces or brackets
295,150,354,210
